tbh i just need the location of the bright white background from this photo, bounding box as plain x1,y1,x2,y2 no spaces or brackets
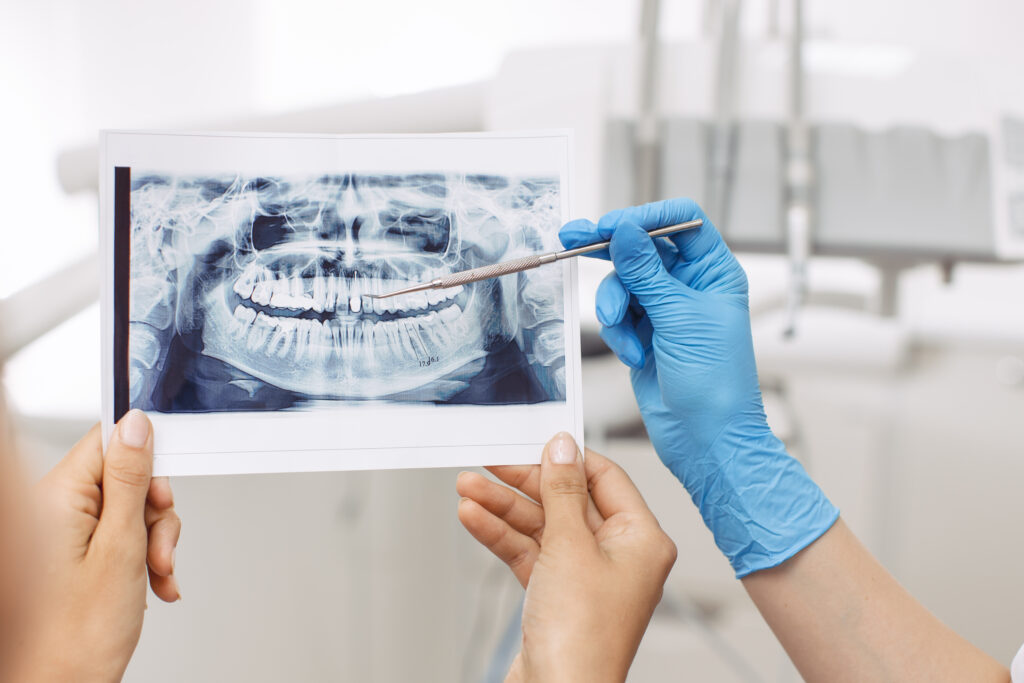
3,1,1024,681
4,0,1024,415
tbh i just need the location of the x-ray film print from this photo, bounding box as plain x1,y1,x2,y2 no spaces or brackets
115,169,567,416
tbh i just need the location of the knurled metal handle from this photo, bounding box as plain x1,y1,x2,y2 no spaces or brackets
436,254,546,288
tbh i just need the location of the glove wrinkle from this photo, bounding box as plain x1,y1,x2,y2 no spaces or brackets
578,198,841,578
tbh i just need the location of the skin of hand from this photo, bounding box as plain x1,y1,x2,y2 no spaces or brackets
16,410,181,683
456,433,677,683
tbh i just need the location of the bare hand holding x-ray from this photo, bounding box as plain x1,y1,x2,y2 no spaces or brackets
101,132,582,476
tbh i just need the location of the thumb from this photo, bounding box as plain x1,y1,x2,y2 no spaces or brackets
539,432,592,542
95,409,153,546
608,220,687,312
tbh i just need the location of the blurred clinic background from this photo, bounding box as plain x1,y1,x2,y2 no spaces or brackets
3,0,1024,681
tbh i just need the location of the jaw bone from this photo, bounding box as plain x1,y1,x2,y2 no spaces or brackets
232,261,463,317
200,272,495,399
130,171,566,407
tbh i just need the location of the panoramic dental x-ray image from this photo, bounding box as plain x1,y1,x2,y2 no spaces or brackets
127,172,566,412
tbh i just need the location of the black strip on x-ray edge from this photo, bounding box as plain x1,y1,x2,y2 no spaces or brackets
114,166,131,422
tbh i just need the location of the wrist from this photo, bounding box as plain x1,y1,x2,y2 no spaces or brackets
519,636,632,683
519,658,629,683
688,420,839,578
15,626,130,683
15,654,126,683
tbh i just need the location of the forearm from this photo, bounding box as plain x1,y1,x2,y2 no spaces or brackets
742,518,1009,683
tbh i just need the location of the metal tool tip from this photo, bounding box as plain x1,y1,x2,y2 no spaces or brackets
369,282,436,299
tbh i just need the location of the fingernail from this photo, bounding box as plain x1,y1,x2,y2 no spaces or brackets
118,409,150,449
548,432,578,465
171,547,177,572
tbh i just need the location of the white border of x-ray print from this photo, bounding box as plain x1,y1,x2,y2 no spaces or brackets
99,129,583,476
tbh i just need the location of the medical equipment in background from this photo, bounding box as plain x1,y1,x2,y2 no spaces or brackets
30,2,1024,362
782,0,812,337
368,219,702,300
632,0,662,207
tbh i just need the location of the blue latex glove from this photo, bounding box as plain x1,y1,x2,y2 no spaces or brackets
561,198,838,578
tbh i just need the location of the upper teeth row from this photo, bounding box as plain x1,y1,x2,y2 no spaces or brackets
232,267,462,315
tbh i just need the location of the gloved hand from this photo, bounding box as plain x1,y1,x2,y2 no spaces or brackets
560,198,838,577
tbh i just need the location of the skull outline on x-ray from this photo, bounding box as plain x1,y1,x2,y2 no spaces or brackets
127,172,567,411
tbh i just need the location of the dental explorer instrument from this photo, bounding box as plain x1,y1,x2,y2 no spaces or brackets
366,218,704,300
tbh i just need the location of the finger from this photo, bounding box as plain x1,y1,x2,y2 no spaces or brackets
149,565,181,603
458,498,538,587
608,221,692,315
147,476,174,510
36,425,105,544
595,272,630,327
484,464,540,500
598,198,722,264
600,319,646,370
456,471,544,542
491,448,657,524
94,410,153,548
46,423,104,488
558,218,610,260
538,432,593,543
146,508,181,578
484,465,605,531
582,449,657,520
